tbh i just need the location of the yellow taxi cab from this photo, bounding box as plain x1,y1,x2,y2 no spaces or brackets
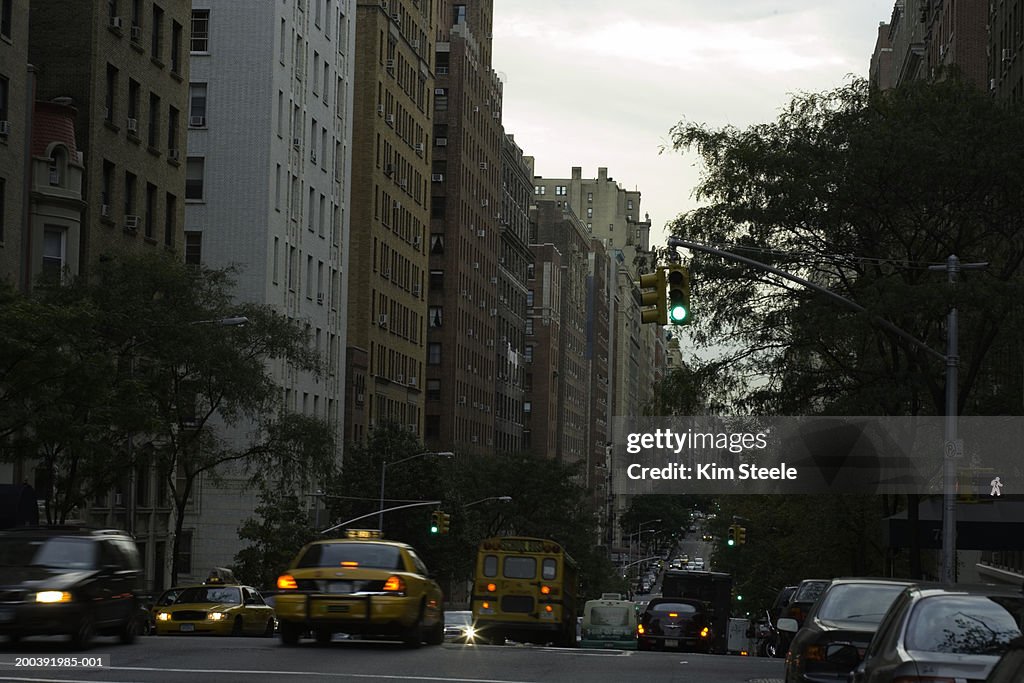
274,529,444,647
153,568,276,637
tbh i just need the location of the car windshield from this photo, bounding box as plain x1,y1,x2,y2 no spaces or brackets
794,581,830,603
0,537,98,570
906,595,1024,655
174,587,242,605
297,543,404,570
815,583,908,624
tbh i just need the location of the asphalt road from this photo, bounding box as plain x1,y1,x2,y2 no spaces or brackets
0,634,785,683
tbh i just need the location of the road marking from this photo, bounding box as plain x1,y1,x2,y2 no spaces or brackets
0,667,543,683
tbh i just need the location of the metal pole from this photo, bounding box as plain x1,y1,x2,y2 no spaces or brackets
942,255,960,584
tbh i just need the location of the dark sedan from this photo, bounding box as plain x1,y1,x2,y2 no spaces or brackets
781,578,915,683
852,584,1024,683
637,598,713,652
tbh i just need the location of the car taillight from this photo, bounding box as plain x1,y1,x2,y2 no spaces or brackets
277,574,298,590
383,576,406,593
486,583,497,592
699,626,710,638
637,624,645,634
804,644,826,661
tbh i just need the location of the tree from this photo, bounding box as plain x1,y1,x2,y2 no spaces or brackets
233,490,316,590
663,75,1024,418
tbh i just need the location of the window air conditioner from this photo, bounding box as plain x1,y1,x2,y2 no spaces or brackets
436,137,447,146
385,59,395,71
0,120,9,137
408,376,417,387
458,395,467,405
376,104,385,115
124,215,140,230
168,148,180,161
385,114,395,125
110,16,123,29
411,39,420,49
412,235,421,246
481,199,489,207
100,204,110,217
189,115,205,127
316,292,324,304
292,137,302,148
131,25,142,42
479,162,488,170
378,313,389,327
490,276,498,284
412,284,421,296
414,143,424,153
126,118,138,133
431,173,444,182
396,373,404,383
477,229,486,237
384,163,395,176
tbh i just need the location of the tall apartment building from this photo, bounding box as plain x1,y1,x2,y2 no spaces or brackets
346,0,437,442
527,200,591,466
990,0,1024,102
870,0,987,90
28,0,190,273
0,0,30,290
424,0,504,454
493,133,533,454
180,0,356,582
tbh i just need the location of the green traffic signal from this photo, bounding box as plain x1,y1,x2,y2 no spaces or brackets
727,524,736,546
666,265,691,325
429,511,440,534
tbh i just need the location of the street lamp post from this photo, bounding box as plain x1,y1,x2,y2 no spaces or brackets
377,451,453,532
463,496,512,509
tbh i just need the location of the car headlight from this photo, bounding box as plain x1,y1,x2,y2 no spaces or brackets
35,591,72,603
208,612,226,621
156,612,171,621
465,626,476,640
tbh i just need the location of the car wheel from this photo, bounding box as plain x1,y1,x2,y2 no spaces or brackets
263,619,276,638
426,617,444,646
402,605,424,648
231,616,244,636
279,621,302,646
71,611,95,649
119,612,140,644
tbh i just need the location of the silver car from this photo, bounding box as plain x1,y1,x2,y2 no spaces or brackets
852,584,1024,683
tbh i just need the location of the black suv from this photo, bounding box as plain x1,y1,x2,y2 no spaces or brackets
0,527,145,647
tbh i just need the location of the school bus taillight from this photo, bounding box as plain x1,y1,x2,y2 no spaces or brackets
544,605,553,612
486,583,497,592
540,585,551,595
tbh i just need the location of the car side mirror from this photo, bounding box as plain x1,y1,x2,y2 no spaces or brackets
776,618,799,633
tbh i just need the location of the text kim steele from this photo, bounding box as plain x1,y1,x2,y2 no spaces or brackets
626,462,798,481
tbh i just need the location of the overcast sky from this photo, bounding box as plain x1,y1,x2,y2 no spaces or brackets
491,1,897,245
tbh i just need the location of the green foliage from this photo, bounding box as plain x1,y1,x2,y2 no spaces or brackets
0,254,336,582
232,490,316,590
662,76,1024,417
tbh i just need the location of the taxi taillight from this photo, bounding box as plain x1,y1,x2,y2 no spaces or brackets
383,576,406,592
277,574,298,590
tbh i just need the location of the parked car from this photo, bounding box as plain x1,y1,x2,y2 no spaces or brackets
443,610,477,643
986,635,1024,682
0,526,145,647
779,577,916,682
851,584,1024,683
637,597,714,652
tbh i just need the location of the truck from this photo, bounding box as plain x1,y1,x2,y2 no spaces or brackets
660,569,732,654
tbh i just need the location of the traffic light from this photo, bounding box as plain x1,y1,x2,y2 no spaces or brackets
438,512,451,535
639,268,667,325
727,525,736,546
737,526,747,545
429,511,440,534
666,264,691,325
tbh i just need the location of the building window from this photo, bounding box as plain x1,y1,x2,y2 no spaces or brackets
534,186,545,195
1,0,13,39
185,157,204,200
555,185,566,196
526,290,534,307
101,160,114,215
0,178,4,243
184,231,202,265
164,192,176,246
174,529,192,574
587,192,593,203
428,307,442,328
41,227,66,278
426,379,440,402
429,269,444,290
524,346,533,363
124,171,137,216
523,401,532,414
427,343,441,365
104,66,116,122
525,318,533,336
150,4,164,60
147,92,160,148
170,20,182,73
627,199,634,210
190,8,207,52
144,183,156,238
128,79,140,130
167,106,179,154
188,83,207,126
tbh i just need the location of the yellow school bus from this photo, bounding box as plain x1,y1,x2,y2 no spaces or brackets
471,536,578,647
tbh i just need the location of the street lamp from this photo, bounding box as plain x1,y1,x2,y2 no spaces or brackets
377,451,453,532
463,496,512,509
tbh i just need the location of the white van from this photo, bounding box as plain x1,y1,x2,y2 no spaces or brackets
579,594,638,650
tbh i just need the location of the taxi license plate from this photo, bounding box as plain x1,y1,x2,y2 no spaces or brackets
326,582,353,594
665,639,679,648
180,624,195,632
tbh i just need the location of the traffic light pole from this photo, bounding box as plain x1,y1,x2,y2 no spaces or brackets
666,237,981,584
320,500,441,536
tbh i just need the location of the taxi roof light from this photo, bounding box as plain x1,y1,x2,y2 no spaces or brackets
341,561,359,567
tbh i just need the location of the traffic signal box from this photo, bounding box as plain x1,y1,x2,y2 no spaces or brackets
639,267,667,325
429,511,440,534
727,525,736,546
666,264,692,325
438,512,451,535
737,526,747,545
